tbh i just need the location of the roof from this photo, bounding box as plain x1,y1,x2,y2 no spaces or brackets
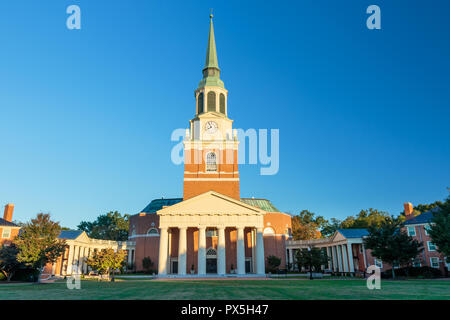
141,198,183,214
337,229,369,238
0,218,19,227
404,207,440,225
240,198,280,212
58,230,83,240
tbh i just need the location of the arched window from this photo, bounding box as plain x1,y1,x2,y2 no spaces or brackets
263,227,275,235
207,91,216,112
206,152,217,172
206,248,217,257
147,228,159,236
197,92,204,114
219,93,225,114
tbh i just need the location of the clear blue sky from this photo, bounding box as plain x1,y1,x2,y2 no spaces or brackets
1,1,449,229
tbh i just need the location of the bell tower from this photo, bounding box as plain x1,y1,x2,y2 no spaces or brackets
183,14,240,200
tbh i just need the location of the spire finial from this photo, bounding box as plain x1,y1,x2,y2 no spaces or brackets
210,8,213,19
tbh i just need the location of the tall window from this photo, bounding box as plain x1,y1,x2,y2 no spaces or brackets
430,257,439,268
207,91,216,112
407,226,416,237
427,241,436,252
424,225,431,235
219,93,225,114
206,152,217,172
1,228,11,239
197,92,204,114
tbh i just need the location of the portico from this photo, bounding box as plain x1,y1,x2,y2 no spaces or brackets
157,191,266,276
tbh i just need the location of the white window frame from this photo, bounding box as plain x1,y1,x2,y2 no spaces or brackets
1,228,11,239
206,152,218,172
206,230,218,237
427,241,436,252
407,226,416,237
424,225,431,236
430,257,439,268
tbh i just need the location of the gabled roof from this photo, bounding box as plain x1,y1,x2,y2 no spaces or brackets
240,198,280,212
58,230,84,240
404,207,440,225
141,198,183,214
337,229,369,239
0,218,19,227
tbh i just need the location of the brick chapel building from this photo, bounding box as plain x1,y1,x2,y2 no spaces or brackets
129,15,292,276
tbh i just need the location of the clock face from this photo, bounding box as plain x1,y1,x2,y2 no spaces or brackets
205,121,218,134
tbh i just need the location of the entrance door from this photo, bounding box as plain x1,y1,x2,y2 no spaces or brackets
206,258,217,273
172,261,178,274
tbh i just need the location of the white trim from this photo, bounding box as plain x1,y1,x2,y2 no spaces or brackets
427,241,436,252
430,257,439,268
1,227,11,239
407,226,416,237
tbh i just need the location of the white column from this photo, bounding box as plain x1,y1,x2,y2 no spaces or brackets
326,247,331,270
256,228,265,275
236,227,246,275
158,227,169,275
362,243,368,270
347,242,355,272
333,246,339,272
66,245,74,275
337,245,343,272
342,244,349,273
217,226,226,275
198,227,206,275
82,247,88,274
178,227,187,275
288,249,294,271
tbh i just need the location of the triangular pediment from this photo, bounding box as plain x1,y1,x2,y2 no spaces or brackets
76,231,90,243
157,191,265,216
331,231,347,242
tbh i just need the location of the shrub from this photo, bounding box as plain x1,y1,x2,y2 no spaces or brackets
267,255,281,273
381,266,442,279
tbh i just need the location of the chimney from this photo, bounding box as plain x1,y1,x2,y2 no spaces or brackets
404,202,414,220
3,203,14,222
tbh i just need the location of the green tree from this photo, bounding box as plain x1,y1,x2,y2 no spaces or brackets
363,216,423,278
13,213,66,282
78,211,130,241
86,248,127,281
266,255,281,273
0,244,22,282
428,196,450,263
291,210,328,240
142,256,154,273
295,247,329,273
321,218,342,238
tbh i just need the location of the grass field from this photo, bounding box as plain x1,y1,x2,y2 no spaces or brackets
1,279,449,300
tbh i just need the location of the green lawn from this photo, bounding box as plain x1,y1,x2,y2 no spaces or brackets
0,279,449,300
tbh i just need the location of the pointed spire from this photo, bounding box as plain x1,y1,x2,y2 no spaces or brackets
198,12,225,89
205,13,219,70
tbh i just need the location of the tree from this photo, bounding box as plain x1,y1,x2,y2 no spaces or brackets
142,257,154,273
291,210,328,240
0,244,22,282
428,196,450,263
78,211,130,241
13,213,66,282
86,248,127,281
295,247,329,274
266,255,281,273
363,216,423,278
321,218,342,238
